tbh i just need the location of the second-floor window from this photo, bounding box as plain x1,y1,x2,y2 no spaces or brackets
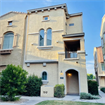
39,28,52,46
3,32,14,49
47,28,52,45
39,29,44,46
101,38,104,47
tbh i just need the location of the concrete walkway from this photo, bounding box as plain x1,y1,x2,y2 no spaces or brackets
0,90,105,105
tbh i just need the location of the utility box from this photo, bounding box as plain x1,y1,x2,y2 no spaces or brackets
41,85,54,97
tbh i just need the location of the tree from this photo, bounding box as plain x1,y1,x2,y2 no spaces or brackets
87,74,95,80
0,64,28,101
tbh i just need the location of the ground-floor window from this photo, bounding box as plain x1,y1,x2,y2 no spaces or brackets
42,71,47,80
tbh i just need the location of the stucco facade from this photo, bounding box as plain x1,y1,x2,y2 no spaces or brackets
0,4,88,96
94,47,105,88
0,12,26,72
94,14,105,88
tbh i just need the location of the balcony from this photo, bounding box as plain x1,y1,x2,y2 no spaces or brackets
65,51,77,58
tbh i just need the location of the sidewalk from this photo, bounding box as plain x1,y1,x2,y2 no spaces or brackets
0,91,105,105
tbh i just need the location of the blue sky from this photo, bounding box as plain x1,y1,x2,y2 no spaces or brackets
0,0,105,75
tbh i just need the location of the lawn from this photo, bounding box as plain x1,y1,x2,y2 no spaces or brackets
36,100,104,105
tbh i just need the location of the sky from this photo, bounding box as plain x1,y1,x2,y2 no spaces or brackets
0,0,105,75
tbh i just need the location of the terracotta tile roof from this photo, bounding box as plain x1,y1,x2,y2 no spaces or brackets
96,46,104,63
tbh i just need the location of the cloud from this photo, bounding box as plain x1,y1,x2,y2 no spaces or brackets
86,60,95,75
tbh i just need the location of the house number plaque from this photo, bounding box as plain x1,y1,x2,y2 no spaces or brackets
60,77,64,79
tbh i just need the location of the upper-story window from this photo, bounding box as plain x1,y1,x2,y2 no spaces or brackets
43,16,49,21
103,32,105,41
3,32,14,49
47,28,52,45
101,63,105,71
42,71,47,80
69,23,74,26
8,21,12,26
39,29,44,46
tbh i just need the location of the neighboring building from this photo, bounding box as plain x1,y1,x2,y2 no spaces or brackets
94,47,105,88
0,11,26,71
0,4,88,96
94,15,105,88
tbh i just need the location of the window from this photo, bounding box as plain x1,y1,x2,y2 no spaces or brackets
104,32,105,41
47,28,52,45
69,23,74,26
39,29,44,46
8,21,12,26
3,32,14,49
101,63,105,71
42,71,47,80
104,54,105,61
43,16,49,20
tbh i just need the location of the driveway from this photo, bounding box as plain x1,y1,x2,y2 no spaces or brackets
0,90,105,105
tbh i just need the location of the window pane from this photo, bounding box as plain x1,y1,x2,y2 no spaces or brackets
44,17,48,20
101,63,105,71
47,29,52,45
42,72,47,80
39,29,44,46
104,34,105,41
101,38,103,47
3,32,14,49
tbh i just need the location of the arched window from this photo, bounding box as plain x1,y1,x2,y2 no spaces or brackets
42,71,47,80
3,32,14,49
47,28,52,45
39,29,44,46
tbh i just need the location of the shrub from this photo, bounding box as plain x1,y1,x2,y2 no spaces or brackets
88,80,98,95
23,75,42,96
80,92,100,99
100,87,105,93
0,64,28,101
54,84,65,98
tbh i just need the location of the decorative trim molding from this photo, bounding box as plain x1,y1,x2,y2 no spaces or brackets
52,29,64,32
77,51,85,54
7,25,13,27
63,38,82,41
0,48,13,51
42,20,50,22
28,32,39,35
64,58,79,61
25,60,58,64
0,64,7,67
58,52,65,55
62,33,84,38
37,46,53,50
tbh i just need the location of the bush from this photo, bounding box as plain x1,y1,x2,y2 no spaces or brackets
0,64,28,101
80,92,100,99
100,87,105,93
88,80,98,95
54,84,65,98
23,75,42,96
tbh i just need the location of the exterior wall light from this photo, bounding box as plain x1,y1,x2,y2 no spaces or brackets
60,70,63,75
68,73,72,76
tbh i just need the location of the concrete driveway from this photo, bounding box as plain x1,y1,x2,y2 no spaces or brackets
0,90,105,105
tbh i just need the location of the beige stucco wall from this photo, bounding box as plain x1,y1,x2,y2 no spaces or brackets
66,16,83,34
0,13,26,71
24,63,58,86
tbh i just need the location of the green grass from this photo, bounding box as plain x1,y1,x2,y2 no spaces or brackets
36,100,104,105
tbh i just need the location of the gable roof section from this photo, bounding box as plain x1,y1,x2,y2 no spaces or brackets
0,11,26,18
96,46,104,63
